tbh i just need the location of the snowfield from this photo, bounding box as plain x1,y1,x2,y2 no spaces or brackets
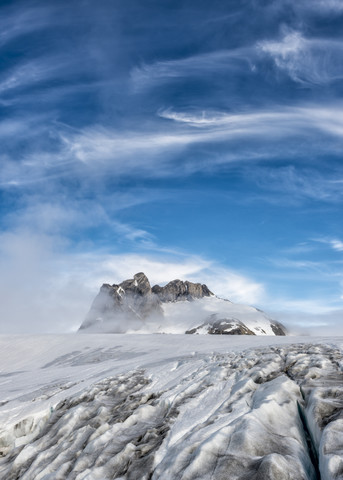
0,334,343,479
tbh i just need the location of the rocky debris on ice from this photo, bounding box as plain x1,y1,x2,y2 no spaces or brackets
79,272,287,335
185,314,256,335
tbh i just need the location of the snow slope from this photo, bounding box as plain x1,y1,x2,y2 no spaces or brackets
84,295,286,335
160,296,282,335
0,334,343,479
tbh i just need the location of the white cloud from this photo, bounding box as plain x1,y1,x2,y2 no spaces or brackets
252,165,343,203
100,255,265,304
159,108,242,127
3,104,343,188
268,297,340,315
269,308,343,335
0,230,87,334
1,207,342,335
260,31,305,60
131,31,343,91
61,126,198,165
131,48,251,91
264,292,343,334
0,56,79,95
0,4,58,47
197,268,265,304
98,254,212,287
0,225,265,333
0,187,266,334
159,105,343,136
269,258,324,271
301,0,343,13
3,198,156,250
313,237,343,252
158,106,343,170
259,31,343,85
331,239,343,251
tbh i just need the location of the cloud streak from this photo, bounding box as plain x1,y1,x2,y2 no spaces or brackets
159,105,343,139
0,3,58,47
132,29,343,93
313,237,343,252
131,48,253,91
251,165,343,203
3,102,343,191
0,54,95,99
296,0,343,14
259,31,343,85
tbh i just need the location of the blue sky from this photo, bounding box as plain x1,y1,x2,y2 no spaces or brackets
1,0,343,333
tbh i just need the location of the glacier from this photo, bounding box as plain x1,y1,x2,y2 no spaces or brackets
0,334,342,479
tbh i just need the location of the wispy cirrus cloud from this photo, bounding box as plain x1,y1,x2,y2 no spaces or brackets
158,109,230,127
3,102,343,188
251,165,343,203
131,48,253,91
159,105,343,138
313,237,343,252
259,31,343,85
264,0,343,16
132,29,343,93
295,0,343,14
0,3,59,47
2,194,157,250
268,258,327,272
0,55,92,97
0,117,39,138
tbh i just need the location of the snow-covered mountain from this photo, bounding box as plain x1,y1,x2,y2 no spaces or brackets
79,272,286,335
0,334,343,479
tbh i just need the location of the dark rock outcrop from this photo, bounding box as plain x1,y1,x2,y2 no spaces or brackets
152,280,213,302
119,272,152,297
186,315,255,335
270,322,287,336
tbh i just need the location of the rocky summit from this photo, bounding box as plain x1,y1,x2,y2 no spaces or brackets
152,279,213,302
79,272,287,335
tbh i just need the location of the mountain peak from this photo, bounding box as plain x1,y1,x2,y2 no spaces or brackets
118,272,152,296
152,279,213,302
79,272,287,336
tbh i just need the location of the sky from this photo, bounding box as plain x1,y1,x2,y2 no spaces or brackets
1,0,343,334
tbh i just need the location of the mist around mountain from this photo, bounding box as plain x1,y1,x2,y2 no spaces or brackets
79,272,287,335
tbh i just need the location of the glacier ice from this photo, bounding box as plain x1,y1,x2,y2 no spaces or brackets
0,337,343,479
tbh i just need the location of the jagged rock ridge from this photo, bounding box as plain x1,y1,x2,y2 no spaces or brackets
152,280,212,302
79,272,287,335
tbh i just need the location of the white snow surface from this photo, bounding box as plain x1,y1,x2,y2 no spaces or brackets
125,296,280,334
0,334,343,479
